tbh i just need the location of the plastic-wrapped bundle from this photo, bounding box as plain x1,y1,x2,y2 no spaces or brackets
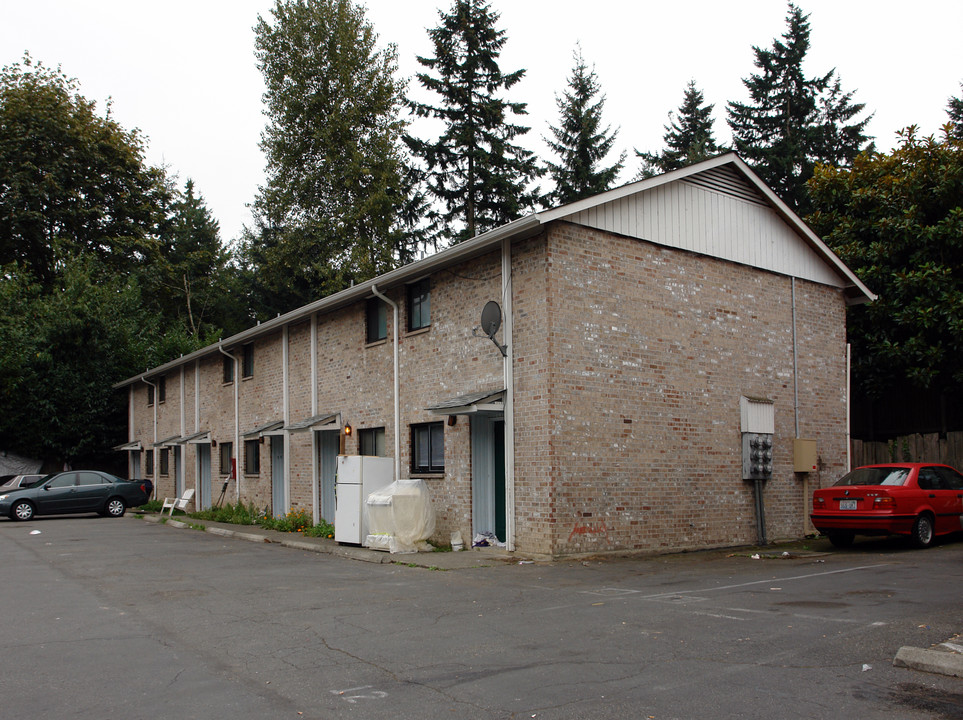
364,479,436,553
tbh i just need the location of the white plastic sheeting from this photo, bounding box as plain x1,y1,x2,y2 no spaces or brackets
0,451,42,477
364,479,436,553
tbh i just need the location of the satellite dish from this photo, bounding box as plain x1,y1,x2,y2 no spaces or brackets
480,301,502,339
473,300,507,357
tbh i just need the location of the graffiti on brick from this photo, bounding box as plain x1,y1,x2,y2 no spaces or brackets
568,519,610,542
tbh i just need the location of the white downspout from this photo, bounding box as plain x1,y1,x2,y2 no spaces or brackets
218,344,240,501
179,366,186,439
283,325,290,514
846,343,852,472
179,365,186,495
141,376,158,499
311,313,320,523
502,237,516,552
127,386,135,478
194,359,200,432
371,285,401,481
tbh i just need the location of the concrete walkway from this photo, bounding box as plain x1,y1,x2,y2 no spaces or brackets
140,512,528,569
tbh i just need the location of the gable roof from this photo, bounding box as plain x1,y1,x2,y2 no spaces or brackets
540,154,874,304
115,154,872,388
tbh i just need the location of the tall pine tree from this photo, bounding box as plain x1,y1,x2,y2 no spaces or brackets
727,3,870,214
244,0,415,318
544,48,624,206
406,0,541,244
948,82,963,141
150,179,243,341
636,80,723,178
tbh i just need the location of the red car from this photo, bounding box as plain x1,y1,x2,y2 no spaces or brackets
811,463,963,548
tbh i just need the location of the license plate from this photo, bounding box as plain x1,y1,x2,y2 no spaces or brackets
839,499,858,510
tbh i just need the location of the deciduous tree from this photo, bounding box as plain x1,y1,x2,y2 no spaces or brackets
245,0,415,317
0,55,161,288
808,127,963,395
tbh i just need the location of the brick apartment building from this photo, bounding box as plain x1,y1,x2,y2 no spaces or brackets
114,154,873,557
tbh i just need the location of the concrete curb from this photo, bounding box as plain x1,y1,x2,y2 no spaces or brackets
135,512,508,568
207,526,270,543
894,646,963,678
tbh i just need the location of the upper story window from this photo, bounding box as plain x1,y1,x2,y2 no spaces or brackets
147,384,155,407
411,422,444,474
158,376,166,404
359,427,386,456
407,278,430,331
242,343,254,379
223,354,235,384
366,298,387,343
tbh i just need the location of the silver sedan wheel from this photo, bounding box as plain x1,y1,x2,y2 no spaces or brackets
12,500,34,521
105,498,126,518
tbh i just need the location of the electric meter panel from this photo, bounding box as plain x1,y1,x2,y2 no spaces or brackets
742,432,773,481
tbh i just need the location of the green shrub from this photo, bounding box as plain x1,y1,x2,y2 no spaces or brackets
191,502,259,525
258,508,313,533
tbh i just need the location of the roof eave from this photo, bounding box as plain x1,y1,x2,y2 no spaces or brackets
114,215,545,389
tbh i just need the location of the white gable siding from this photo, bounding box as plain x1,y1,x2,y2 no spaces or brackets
566,172,844,289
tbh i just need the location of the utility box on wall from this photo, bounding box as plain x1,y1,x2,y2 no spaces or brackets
793,438,818,473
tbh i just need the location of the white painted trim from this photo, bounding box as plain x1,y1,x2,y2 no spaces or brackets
502,237,516,552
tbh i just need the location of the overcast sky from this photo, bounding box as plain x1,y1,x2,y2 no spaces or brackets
4,1,962,242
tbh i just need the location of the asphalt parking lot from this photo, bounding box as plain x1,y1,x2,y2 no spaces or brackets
2,515,961,720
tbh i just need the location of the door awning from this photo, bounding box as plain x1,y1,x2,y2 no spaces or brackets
427,390,505,416
113,441,142,452
181,430,212,444
153,435,181,448
286,413,338,433
242,420,284,438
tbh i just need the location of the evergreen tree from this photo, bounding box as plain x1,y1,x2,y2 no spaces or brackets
727,3,871,213
151,179,244,340
245,0,414,318
636,80,723,178
948,82,963,140
407,0,541,244
544,48,624,206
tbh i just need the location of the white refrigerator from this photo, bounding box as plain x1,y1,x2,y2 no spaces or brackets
334,455,394,544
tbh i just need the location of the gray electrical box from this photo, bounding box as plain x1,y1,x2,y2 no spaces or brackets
742,432,773,481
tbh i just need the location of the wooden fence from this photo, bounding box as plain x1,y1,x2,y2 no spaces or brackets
851,431,963,469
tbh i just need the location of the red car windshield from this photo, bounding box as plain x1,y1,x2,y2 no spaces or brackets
833,467,909,487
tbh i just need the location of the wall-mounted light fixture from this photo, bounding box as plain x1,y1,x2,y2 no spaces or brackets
344,423,353,436
447,415,457,426
211,439,217,448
